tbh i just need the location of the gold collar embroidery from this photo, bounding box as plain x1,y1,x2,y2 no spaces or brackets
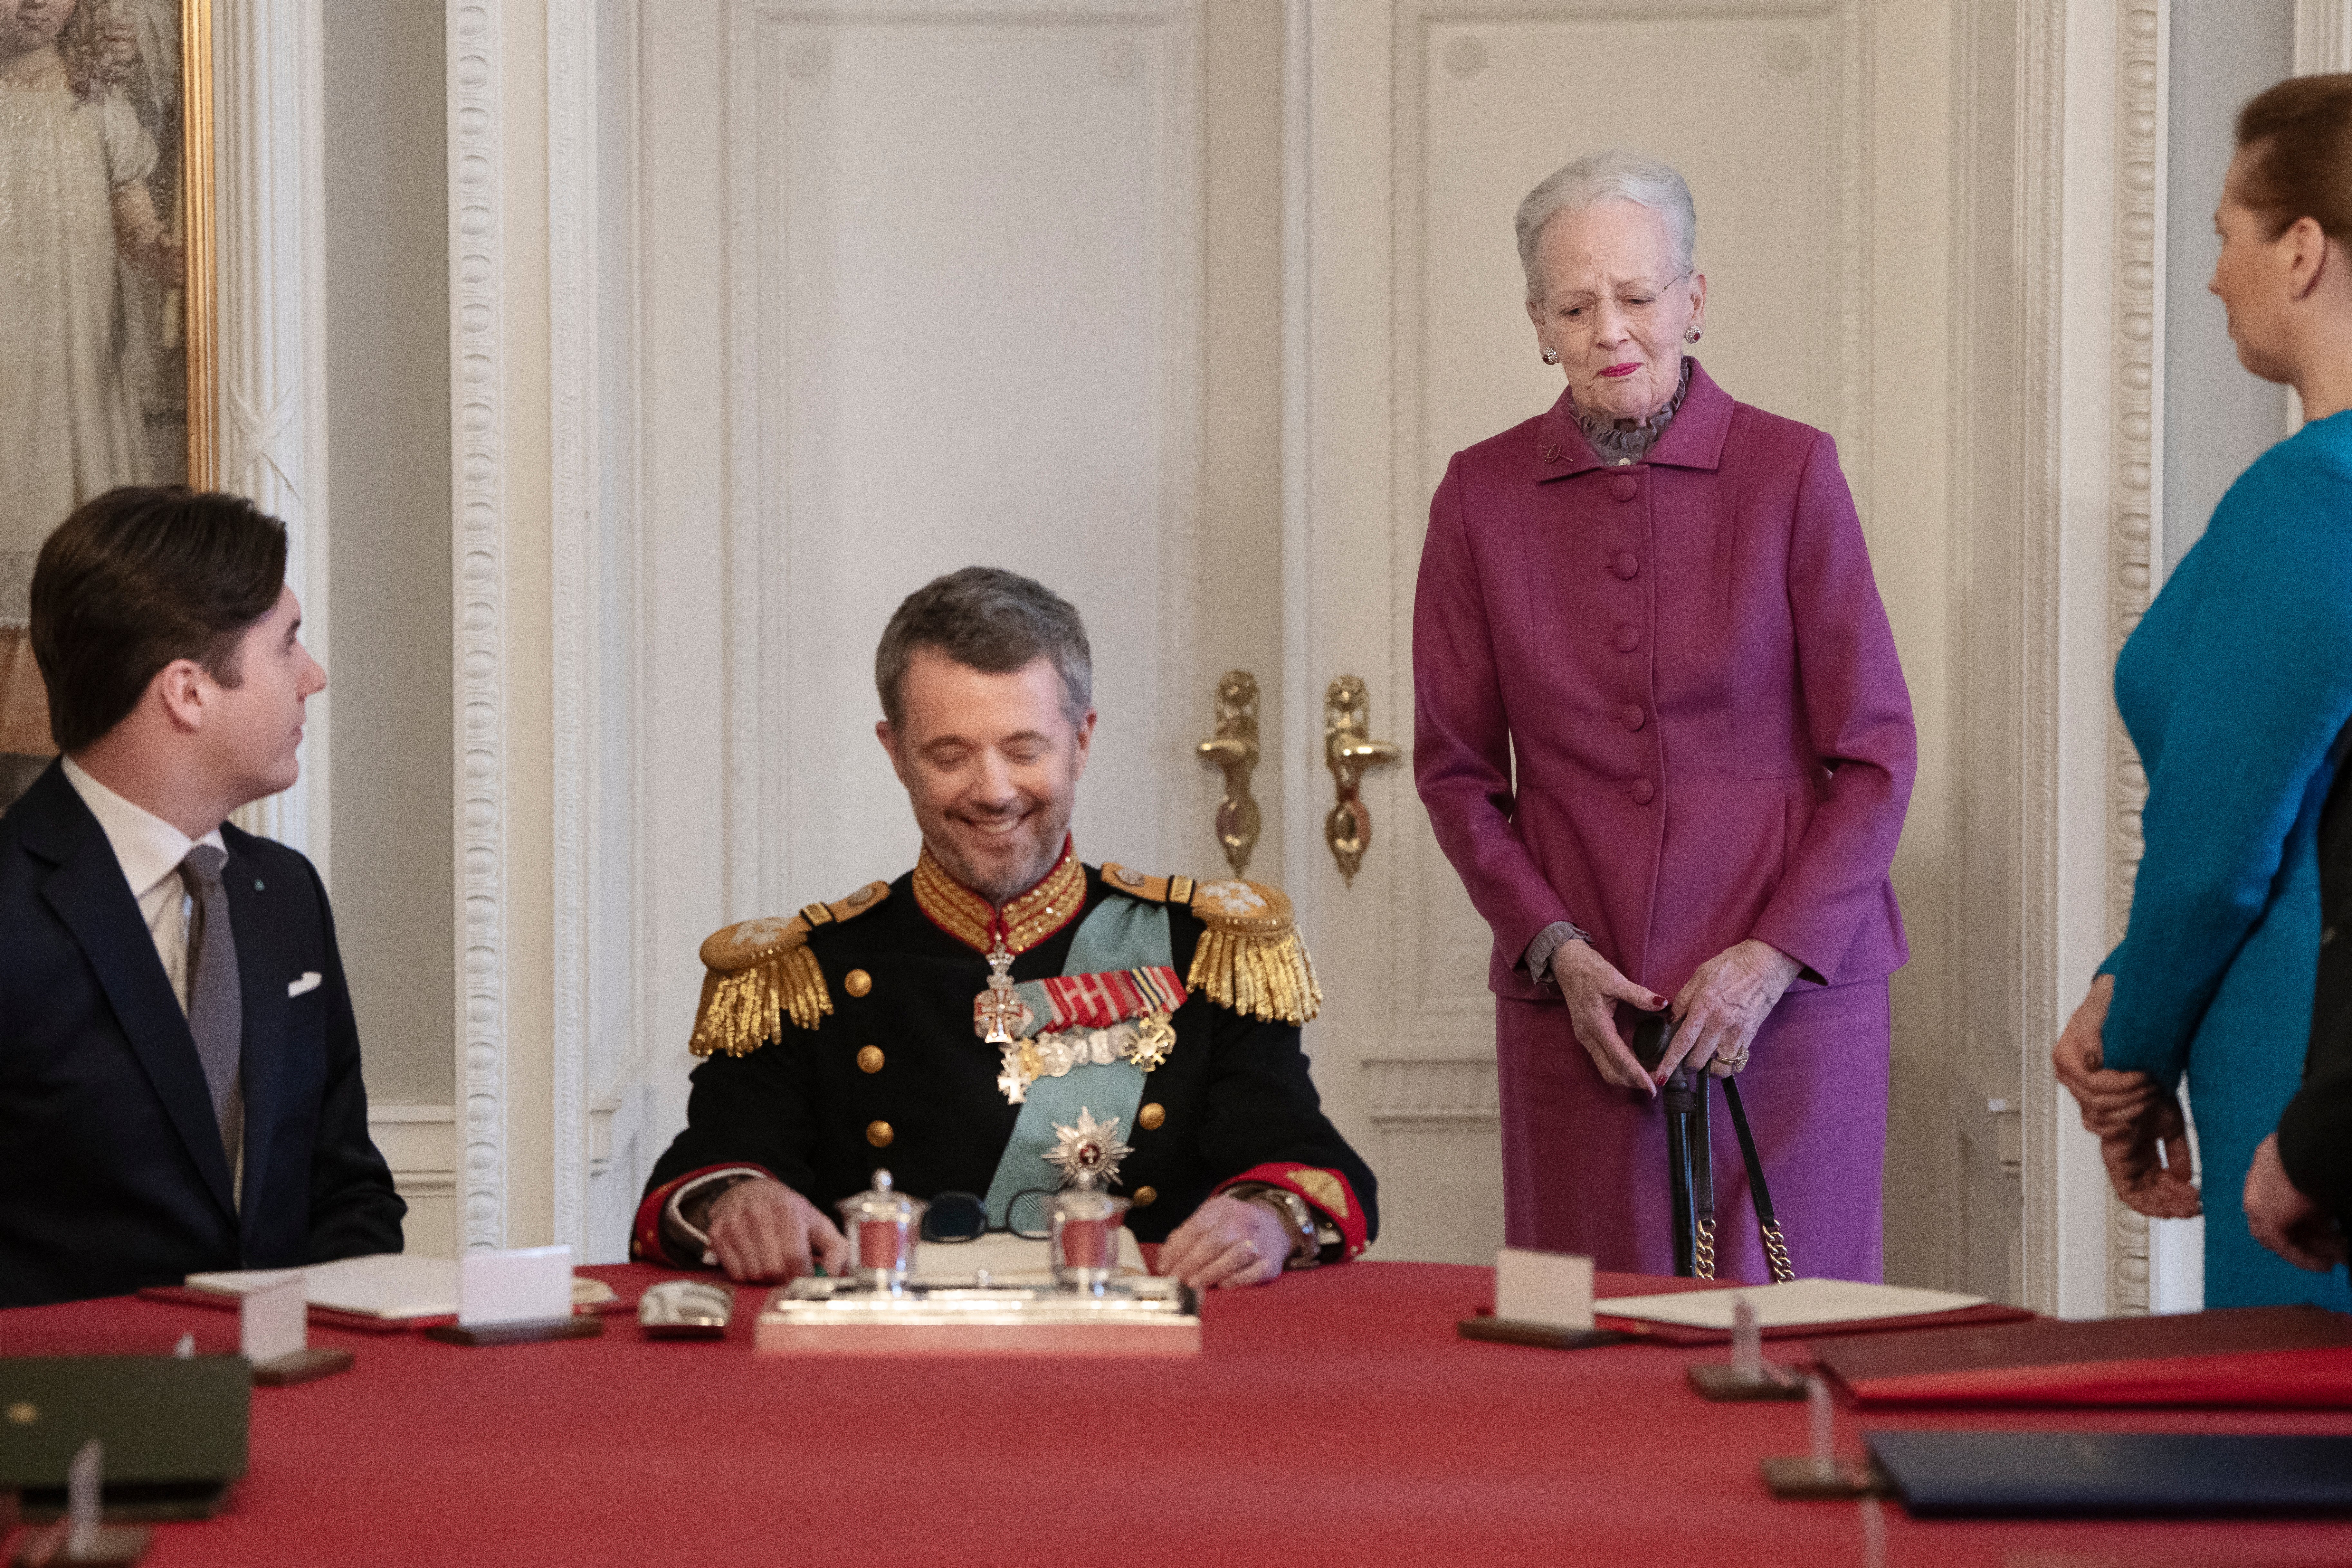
912,837,1085,955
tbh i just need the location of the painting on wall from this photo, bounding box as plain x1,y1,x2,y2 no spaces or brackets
0,0,212,805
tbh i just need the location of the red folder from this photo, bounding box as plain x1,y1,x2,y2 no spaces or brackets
1814,1305,2352,1408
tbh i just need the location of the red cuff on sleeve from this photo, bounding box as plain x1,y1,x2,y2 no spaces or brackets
630,1163,776,1266
1216,1163,1369,1260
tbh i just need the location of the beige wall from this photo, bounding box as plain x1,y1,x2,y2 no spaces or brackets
323,0,456,1250
323,0,454,1108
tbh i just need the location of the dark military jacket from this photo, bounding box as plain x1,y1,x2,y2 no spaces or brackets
636,859,1376,1255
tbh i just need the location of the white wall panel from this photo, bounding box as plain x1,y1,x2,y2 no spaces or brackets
729,3,1202,912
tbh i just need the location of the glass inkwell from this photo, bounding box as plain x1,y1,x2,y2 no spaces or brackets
838,1168,925,1292
1047,1190,1131,1294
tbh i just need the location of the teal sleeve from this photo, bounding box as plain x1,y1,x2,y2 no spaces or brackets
2102,442,2352,1083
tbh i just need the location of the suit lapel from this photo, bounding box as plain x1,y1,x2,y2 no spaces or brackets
25,768,238,1221
224,839,288,1231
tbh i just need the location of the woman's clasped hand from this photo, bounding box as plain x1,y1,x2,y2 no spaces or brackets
2050,975,2201,1221
1547,937,1803,1092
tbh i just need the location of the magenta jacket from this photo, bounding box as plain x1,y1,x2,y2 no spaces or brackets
1413,362,1915,1002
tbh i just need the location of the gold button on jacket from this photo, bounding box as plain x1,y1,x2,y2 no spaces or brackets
856,1045,884,1073
865,1120,893,1148
1137,1102,1165,1131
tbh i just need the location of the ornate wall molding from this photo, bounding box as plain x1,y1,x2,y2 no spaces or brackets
449,0,507,1253
217,0,329,866
1364,1057,1500,1127
2017,0,2067,1316
548,0,592,1253
2103,0,2165,1317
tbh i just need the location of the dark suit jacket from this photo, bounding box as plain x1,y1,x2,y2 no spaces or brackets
636,863,1376,1253
0,762,404,1307
2285,749,2352,1229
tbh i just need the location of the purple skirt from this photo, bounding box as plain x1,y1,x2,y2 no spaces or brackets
1494,978,1889,1283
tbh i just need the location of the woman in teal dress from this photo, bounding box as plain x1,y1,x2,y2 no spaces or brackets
2054,74,2352,1309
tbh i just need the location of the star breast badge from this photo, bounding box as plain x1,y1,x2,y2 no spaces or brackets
1042,1107,1133,1191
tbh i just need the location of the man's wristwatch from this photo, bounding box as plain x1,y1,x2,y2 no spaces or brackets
1229,1183,1322,1269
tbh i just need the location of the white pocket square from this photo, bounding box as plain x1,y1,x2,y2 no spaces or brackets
288,972,323,998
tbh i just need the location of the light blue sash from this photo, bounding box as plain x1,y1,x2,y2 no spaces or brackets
981,897,1172,1224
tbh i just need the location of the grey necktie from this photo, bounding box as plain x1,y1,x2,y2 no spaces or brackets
179,844,243,1188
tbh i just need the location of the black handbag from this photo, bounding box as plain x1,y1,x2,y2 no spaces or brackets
1632,1014,1793,1283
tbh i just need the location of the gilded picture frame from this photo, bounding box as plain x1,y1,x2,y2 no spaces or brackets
0,0,213,793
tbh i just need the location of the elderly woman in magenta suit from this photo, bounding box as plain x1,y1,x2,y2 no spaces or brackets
2057,76,2352,1310
1413,151,1916,1283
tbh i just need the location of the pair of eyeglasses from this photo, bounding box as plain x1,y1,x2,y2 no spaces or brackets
919,1188,1062,1243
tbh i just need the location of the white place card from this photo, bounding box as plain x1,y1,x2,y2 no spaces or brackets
457,1245,575,1327
240,1274,308,1365
1494,1247,1594,1331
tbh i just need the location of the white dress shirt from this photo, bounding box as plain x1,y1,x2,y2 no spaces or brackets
60,755,227,1015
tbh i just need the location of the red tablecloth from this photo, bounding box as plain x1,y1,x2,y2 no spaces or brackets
4,1262,2350,1567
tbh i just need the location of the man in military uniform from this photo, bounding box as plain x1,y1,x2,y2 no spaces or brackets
635,567,1376,1289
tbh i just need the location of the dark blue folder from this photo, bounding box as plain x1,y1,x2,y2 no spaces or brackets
1865,1430,2352,1518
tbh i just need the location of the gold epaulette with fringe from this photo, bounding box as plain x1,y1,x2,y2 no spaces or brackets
688,881,891,1057
1185,878,1321,1026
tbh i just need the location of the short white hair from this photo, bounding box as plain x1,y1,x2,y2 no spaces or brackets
1515,150,1697,307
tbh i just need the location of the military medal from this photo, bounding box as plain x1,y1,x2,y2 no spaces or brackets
1130,1011,1176,1073
981,948,1186,1103
980,932,1032,1102
1042,1107,1132,1191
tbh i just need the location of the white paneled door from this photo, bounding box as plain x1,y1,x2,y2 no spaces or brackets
1291,3,1872,1265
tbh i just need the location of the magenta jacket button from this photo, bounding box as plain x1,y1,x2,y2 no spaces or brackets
1610,474,1639,502
1620,704,1646,731
1610,552,1639,580
1630,778,1656,805
1614,624,1641,652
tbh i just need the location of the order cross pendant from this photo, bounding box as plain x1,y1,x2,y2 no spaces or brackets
983,932,1031,1102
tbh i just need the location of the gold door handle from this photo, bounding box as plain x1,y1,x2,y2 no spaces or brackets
1324,675,1399,886
1196,670,1262,877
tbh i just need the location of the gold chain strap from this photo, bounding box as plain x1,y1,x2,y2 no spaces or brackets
1692,1217,1717,1281
1760,1221,1795,1285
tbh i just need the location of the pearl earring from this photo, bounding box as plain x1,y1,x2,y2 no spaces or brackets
1541,347,1559,364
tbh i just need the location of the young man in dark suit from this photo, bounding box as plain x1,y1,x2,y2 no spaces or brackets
0,487,404,1307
